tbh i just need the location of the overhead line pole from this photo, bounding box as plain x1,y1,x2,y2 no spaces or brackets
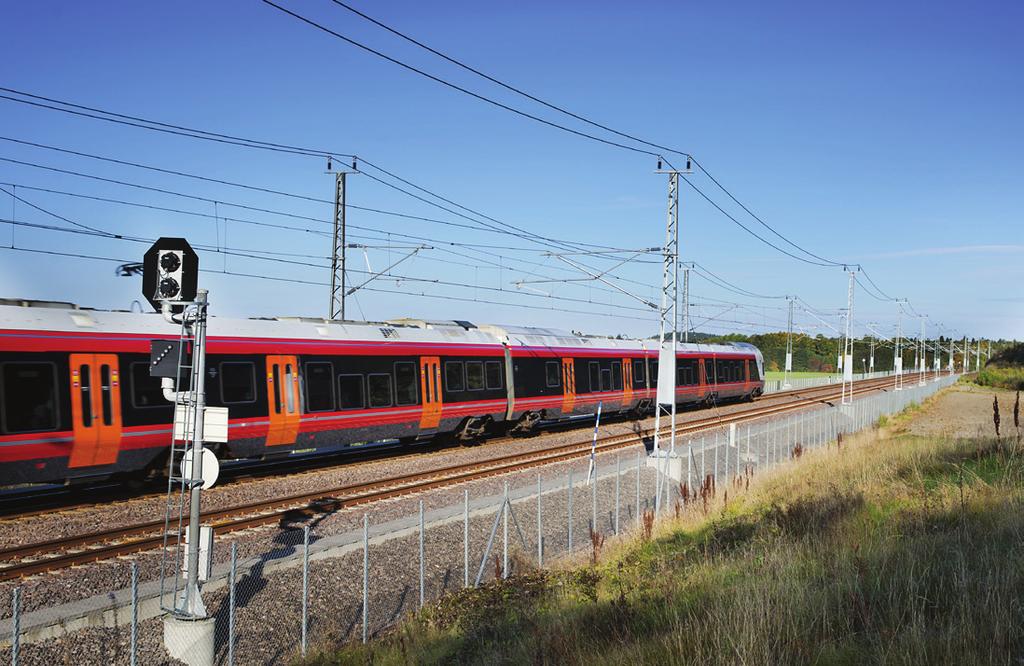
784,296,794,389
328,159,358,320
653,161,691,457
894,299,906,391
841,269,856,405
918,315,927,386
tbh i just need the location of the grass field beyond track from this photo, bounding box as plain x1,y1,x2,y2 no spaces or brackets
300,391,1023,665
763,370,833,381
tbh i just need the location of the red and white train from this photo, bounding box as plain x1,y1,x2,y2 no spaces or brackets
0,299,764,486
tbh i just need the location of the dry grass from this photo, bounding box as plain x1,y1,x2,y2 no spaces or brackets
298,407,1024,666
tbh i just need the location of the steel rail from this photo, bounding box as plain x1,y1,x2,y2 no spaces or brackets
0,372,919,581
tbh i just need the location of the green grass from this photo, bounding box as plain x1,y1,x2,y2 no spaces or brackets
764,370,834,381
974,366,1024,391
300,426,1024,666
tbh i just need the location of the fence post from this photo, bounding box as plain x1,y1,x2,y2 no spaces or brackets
362,513,369,644
746,425,751,470
591,463,597,533
537,474,543,567
714,431,719,484
130,561,138,666
463,490,469,588
614,455,620,535
701,436,705,480
635,448,641,528
568,470,574,552
502,481,509,580
419,499,425,607
229,543,236,666
11,587,19,666
687,441,693,491
302,525,310,656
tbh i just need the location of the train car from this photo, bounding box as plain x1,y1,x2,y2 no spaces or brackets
0,299,764,487
0,302,506,486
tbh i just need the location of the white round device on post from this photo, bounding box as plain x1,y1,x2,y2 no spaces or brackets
180,447,220,490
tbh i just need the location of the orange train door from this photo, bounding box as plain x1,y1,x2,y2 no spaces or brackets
68,353,123,468
561,358,576,414
266,355,301,447
622,357,633,405
419,356,442,430
697,357,708,401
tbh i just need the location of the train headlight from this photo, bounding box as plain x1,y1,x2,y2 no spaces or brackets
142,238,199,312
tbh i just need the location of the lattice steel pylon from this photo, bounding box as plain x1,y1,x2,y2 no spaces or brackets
783,296,795,388
840,270,856,405
328,162,358,320
894,299,906,391
329,171,348,320
652,163,691,458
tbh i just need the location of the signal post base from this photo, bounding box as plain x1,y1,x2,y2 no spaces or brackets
164,614,215,666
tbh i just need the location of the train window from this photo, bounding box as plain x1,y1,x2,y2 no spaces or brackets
79,364,92,427
600,368,612,392
632,360,645,385
445,362,465,392
485,361,503,390
611,362,622,391
749,360,759,381
100,365,113,426
687,360,699,385
704,359,715,384
1,362,59,434
284,365,296,413
651,361,658,386
367,374,393,408
588,362,600,393
466,361,485,391
221,362,257,405
676,364,686,387
304,362,335,412
271,365,282,414
545,361,560,388
130,362,166,409
338,374,364,410
394,362,418,406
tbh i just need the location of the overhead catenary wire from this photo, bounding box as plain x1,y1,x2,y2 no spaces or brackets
257,1,662,161
0,84,939,331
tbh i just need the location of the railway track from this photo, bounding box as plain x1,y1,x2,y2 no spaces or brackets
0,372,925,582
0,375,837,521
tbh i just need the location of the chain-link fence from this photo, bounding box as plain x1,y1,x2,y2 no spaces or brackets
761,369,900,394
0,374,958,665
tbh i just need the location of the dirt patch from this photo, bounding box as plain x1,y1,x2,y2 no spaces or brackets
904,382,1019,440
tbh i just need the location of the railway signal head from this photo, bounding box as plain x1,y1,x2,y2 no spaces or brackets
142,237,198,312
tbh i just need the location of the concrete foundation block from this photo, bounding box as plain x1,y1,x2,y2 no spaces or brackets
164,614,215,666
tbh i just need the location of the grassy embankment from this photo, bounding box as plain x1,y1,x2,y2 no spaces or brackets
976,342,1024,390
302,397,1024,665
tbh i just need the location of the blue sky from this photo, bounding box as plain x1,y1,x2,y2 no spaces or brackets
1,0,1020,342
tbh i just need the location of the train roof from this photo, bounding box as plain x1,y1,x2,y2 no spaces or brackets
0,300,759,356
0,300,499,347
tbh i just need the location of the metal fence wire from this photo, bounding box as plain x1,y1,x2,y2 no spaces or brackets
1,376,957,665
